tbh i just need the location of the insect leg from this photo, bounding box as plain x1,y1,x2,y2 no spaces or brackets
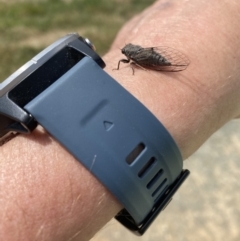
113,59,130,71
130,62,147,75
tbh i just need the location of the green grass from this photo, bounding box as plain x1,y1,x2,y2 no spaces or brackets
0,0,155,82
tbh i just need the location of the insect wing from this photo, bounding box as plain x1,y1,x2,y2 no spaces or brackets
135,46,190,72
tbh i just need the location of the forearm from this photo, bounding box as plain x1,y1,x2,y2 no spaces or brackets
0,131,121,241
1,1,240,241
107,0,240,159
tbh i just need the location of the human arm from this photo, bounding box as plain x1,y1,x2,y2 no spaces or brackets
1,1,240,241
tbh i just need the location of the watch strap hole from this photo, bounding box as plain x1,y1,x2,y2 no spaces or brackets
138,157,156,178
152,178,167,198
147,169,164,189
126,143,145,165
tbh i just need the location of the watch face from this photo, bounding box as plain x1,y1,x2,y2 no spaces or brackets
9,46,85,108
0,33,82,144
0,33,105,144
0,33,80,96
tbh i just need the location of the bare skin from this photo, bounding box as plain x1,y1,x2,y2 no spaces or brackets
0,0,240,240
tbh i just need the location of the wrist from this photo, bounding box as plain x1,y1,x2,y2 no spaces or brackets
0,38,188,240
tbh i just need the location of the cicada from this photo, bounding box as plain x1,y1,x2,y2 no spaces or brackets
114,43,190,74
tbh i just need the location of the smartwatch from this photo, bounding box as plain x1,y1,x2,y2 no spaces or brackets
0,33,189,235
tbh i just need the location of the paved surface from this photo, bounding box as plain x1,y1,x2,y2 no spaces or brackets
91,120,240,241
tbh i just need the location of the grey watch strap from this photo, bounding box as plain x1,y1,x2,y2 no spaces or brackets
24,56,187,234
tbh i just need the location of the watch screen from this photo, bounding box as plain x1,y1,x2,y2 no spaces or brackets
9,47,84,107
